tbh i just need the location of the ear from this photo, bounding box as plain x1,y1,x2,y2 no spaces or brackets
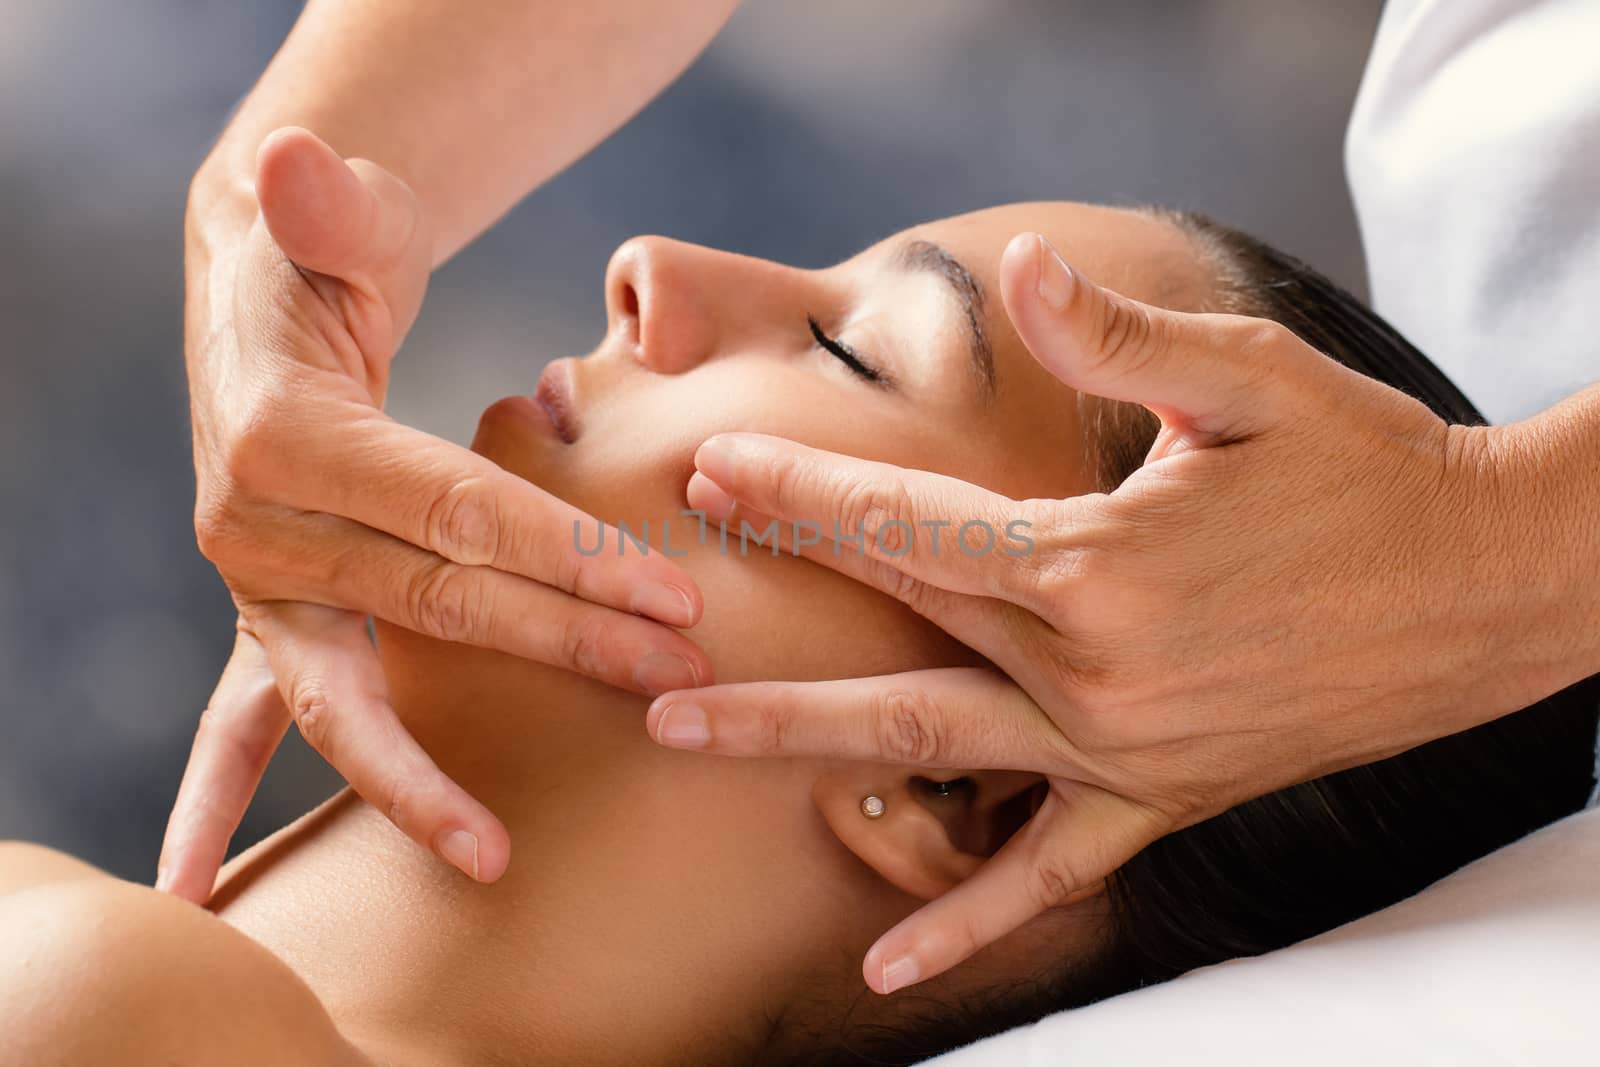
813,765,1050,901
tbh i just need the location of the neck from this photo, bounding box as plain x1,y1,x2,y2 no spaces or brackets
212,633,861,1066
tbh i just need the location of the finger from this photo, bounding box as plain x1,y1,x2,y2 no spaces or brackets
255,126,424,287
156,624,290,902
862,782,1161,993
244,510,711,696
685,474,1069,698
252,127,431,394
688,471,1002,642
246,601,512,882
262,411,703,628
645,667,1077,773
690,434,1059,612
999,232,1295,443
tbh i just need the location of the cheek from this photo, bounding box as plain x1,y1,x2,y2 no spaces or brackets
679,542,974,685
550,366,926,514
470,365,980,685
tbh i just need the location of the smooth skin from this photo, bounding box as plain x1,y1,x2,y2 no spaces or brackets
0,844,365,1066
174,0,1600,997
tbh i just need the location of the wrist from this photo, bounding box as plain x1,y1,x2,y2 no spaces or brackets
1461,398,1600,705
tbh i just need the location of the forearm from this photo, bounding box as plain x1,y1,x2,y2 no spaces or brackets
186,0,740,264
1479,382,1600,709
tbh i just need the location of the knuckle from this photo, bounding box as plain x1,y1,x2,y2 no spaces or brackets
871,686,944,765
192,495,244,564
191,702,236,767
768,453,881,532
1233,316,1297,358
219,397,285,490
546,540,588,598
407,562,486,644
754,701,790,756
425,476,499,566
767,454,813,520
195,401,298,564
559,613,610,680
843,475,914,557
1026,857,1079,911
1030,541,1091,606
1228,318,1300,386
1089,294,1155,379
383,773,412,835
194,701,269,773
194,700,226,735
290,681,334,754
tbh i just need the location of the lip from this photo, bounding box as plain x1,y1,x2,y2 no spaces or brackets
534,359,581,443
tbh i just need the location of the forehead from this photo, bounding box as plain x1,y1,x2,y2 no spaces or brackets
854,202,1214,499
890,201,1212,310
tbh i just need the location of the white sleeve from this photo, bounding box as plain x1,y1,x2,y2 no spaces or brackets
1345,0,1600,426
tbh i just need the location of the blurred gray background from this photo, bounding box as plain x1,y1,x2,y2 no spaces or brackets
0,0,1383,879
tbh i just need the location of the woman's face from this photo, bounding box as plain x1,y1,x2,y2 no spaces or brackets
365,203,1218,1052
452,202,1213,689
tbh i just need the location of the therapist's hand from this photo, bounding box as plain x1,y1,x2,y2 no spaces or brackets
159,128,711,902
645,233,1558,994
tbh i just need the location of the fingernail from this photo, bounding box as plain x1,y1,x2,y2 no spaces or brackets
437,829,480,880
1035,234,1074,309
634,651,700,695
154,863,170,892
654,702,711,749
686,471,737,522
631,582,695,628
881,954,919,995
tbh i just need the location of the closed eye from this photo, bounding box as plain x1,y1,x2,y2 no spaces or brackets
807,315,887,386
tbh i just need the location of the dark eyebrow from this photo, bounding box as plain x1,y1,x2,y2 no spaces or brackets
893,239,996,397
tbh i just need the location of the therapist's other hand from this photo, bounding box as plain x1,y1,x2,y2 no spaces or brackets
647,233,1529,993
161,128,710,902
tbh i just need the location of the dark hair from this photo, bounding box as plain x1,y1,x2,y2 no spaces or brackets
779,210,1600,1066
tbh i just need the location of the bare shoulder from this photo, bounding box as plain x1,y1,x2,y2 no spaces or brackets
0,841,373,1067
0,839,105,894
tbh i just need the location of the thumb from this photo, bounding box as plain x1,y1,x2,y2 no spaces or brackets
998,231,1289,444
254,126,430,320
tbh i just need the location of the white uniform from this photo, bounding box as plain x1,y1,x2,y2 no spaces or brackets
1346,0,1600,426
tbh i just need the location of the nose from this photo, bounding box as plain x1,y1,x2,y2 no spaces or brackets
603,236,785,374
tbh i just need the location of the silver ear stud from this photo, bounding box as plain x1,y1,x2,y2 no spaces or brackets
860,795,886,819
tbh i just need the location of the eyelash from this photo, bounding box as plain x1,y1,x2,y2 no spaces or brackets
807,315,883,384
